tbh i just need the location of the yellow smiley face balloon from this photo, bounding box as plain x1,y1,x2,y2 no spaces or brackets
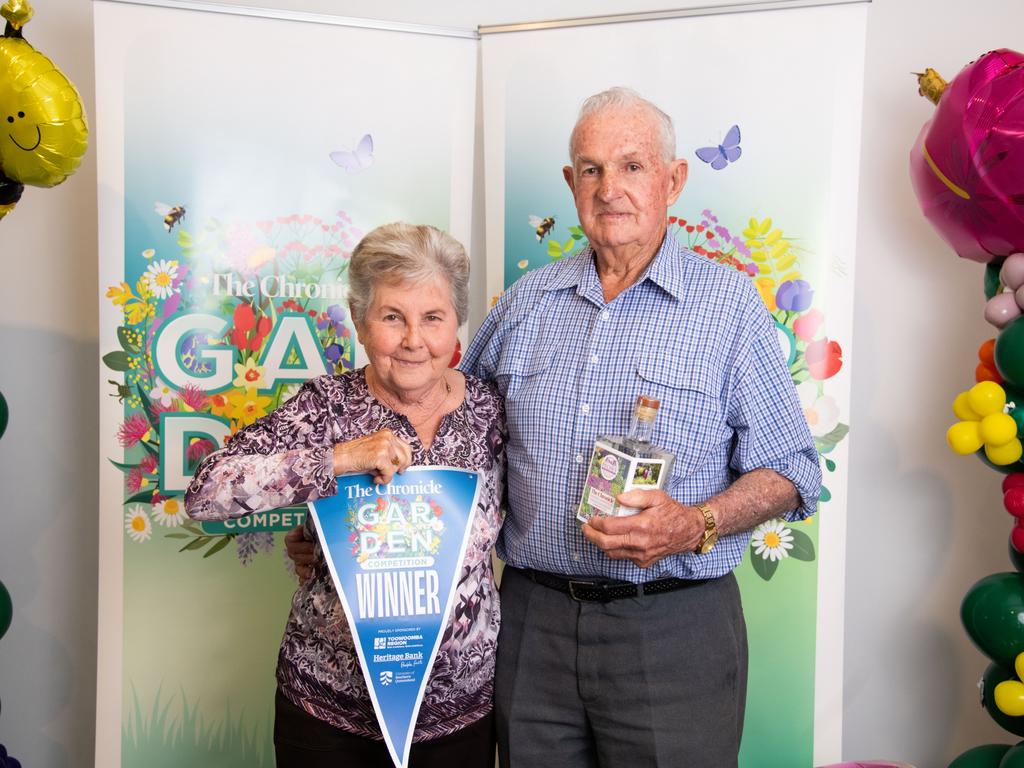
0,0,88,217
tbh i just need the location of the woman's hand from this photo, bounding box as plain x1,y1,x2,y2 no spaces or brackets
332,429,413,485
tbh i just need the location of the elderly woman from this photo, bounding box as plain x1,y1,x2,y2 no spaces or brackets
185,222,505,768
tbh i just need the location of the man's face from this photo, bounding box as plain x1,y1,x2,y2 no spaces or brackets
563,105,687,257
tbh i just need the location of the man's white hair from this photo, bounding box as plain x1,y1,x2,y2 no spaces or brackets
568,87,676,164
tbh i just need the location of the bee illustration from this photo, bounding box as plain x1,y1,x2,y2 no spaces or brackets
154,202,186,232
108,379,132,403
528,215,555,243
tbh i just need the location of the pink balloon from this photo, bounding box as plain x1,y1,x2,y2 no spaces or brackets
1016,284,1024,310
985,292,1022,328
1002,253,1024,290
909,49,1024,263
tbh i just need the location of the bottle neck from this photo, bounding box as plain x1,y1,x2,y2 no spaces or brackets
627,414,655,445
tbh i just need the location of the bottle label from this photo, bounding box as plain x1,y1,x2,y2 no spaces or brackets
577,439,668,522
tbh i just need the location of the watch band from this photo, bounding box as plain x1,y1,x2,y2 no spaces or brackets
695,502,718,554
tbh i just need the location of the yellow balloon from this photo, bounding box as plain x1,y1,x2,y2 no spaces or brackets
947,421,984,455
953,391,981,421
968,381,1007,417
0,0,88,191
996,679,1024,717
981,413,1020,446
986,438,1024,466
1015,652,1024,682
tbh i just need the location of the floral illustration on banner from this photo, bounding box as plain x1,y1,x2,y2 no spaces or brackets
104,211,362,565
538,208,848,582
345,496,446,564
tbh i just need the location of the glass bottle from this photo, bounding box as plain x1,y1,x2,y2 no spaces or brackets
577,395,676,521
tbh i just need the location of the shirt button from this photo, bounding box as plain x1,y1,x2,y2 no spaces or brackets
601,311,610,321
572,552,581,562
581,403,590,414
590,354,598,364
575,453,584,463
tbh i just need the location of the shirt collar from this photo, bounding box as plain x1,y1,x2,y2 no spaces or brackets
541,231,689,303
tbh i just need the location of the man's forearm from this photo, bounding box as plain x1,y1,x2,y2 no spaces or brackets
708,468,801,536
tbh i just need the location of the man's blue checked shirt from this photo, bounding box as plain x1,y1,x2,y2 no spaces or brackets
461,234,821,582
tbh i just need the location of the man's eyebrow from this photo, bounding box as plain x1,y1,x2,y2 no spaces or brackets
575,150,646,166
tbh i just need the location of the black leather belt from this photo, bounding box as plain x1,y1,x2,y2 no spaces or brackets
514,567,707,603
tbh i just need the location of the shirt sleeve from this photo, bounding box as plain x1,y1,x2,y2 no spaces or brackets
725,293,822,521
459,298,508,384
184,378,337,521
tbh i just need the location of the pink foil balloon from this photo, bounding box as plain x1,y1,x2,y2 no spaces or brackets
1002,253,1024,289
985,292,1022,328
909,49,1024,263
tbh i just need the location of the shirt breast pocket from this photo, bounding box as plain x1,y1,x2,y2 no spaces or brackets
494,341,555,406
636,354,726,483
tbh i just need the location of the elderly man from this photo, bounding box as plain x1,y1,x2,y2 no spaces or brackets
460,87,820,768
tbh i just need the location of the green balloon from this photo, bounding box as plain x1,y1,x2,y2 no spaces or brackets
0,579,10,641
1001,743,1024,767
977,450,1024,475
988,260,1007,301
0,389,6,441
949,744,1012,768
996,317,1024,390
963,573,1024,668
982,663,1024,736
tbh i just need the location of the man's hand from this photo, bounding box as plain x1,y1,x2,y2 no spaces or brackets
285,525,317,585
581,489,706,568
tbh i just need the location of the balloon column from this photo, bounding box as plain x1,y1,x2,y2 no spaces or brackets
0,393,17,768
912,49,1024,768
0,0,88,219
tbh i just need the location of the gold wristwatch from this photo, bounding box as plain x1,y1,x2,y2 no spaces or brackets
695,502,718,554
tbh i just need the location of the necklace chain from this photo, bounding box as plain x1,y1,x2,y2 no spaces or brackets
368,368,451,428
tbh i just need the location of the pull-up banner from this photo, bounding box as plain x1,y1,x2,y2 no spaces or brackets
307,467,481,768
94,3,476,766
481,3,866,764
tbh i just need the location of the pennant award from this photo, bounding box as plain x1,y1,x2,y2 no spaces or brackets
306,466,482,768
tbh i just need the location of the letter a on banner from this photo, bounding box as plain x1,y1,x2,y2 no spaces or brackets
307,466,481,768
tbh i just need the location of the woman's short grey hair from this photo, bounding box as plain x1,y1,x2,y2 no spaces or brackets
569,87,676,164
347,222,470,326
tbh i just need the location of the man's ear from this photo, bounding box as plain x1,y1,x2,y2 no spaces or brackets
563,165,575,195
666,159,688,206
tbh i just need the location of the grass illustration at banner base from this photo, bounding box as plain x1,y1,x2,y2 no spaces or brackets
122,684,273,768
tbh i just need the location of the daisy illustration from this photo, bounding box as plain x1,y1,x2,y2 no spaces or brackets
124,505,152,543
152,497,187,527
143,258,180,299
751,519,794,562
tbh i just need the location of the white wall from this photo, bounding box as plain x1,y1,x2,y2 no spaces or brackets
844,1,1024,763
0,0,1019,765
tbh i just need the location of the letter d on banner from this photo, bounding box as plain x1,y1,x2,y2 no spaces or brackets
307,466,481,768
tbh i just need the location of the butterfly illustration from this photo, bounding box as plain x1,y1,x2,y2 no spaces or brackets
330,134,374,172
695,125,742,171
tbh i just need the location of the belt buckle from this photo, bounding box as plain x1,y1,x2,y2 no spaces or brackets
568,579,598,602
